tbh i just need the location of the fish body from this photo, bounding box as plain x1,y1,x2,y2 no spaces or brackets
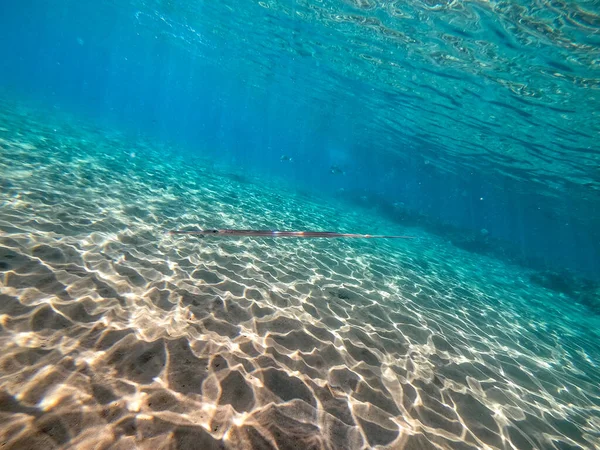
330,165,346,175
169,229,415,239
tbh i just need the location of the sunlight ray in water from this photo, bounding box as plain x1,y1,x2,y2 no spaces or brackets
0,0,599,446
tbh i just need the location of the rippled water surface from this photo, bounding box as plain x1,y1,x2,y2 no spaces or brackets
1,0,600,448
129,0,600,192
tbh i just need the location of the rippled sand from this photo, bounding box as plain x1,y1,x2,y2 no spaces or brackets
1,104,600,449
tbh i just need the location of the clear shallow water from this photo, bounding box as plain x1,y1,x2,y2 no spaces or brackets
1,0,599,276
1,97,599,450
0,0,600,449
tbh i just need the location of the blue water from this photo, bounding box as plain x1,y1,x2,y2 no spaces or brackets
2,0,599,278
1,1,600,449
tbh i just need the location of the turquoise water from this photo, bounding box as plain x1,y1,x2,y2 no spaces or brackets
2,0,600,276
1,1,600,449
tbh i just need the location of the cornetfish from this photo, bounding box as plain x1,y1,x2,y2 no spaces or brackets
169,229,415,239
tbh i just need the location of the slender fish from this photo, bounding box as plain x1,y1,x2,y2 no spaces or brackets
169,229,415,239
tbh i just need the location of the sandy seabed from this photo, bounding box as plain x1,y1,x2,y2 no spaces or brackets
1,104,599,449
